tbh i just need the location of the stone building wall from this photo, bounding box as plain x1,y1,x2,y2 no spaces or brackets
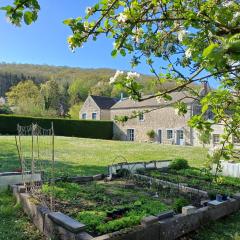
100,109,111,120
111,105,194,145
79,96,101,120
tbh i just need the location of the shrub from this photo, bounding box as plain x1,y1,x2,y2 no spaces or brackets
0,114,113,139
136,168,146,175
169,159,189,170
0,104,13,114
146,129,155,140
173,197,189,213
116,168,131,177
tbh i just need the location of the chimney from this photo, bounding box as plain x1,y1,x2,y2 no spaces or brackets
120,92,124,101
203,81,208,93
200,81,209,96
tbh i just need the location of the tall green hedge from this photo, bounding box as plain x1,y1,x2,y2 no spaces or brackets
0,115,113,139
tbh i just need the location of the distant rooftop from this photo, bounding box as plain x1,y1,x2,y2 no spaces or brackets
111,91,195,110
90,95,119,109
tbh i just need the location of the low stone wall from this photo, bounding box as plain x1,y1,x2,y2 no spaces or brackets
0,171,42,191
133,174,209,198
55,174,104,183
12,184,93,240
11,183,240,240
108,160,171,175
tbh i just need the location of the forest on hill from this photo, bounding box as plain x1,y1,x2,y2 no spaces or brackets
0,63,177,118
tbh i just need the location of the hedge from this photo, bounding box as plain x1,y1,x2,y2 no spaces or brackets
0,115,113,139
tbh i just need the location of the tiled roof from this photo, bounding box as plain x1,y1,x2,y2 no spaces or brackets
90,95,119,109
111,91,195,109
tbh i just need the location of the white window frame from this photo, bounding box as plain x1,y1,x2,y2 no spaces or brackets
139,113,144,122
167,129,173,139
92,112,97,120
82,113,87,119
127,128,135,141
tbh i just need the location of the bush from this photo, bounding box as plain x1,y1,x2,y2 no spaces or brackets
0,114,113,139
0,104,12,114
116,168,131,177
146,129,155,140
169,159,189,170
173,197,189,213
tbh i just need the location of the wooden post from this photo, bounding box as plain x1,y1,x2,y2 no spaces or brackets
50,121,55,211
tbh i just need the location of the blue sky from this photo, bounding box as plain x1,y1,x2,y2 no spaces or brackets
0,0,149,73
0,0,218,87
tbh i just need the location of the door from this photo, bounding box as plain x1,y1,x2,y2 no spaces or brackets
176,130,184,145
158,130,162,143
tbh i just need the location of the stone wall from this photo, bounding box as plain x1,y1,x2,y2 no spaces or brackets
0,172,42,191
100,109,111,120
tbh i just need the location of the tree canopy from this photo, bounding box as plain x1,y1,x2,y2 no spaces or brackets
1,0,240,160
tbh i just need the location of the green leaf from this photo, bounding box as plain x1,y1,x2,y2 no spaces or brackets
203,43,219,58
201,104,208,114
24,11,33,25
111,49,118,58
120,49,126,56
63,18,73,25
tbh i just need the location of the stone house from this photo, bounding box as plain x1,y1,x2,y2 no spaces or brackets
110,91,202,145
79,86,231,146
79,95,119,120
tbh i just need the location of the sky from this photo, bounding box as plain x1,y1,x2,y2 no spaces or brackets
0,0,150,73
0,0,218,87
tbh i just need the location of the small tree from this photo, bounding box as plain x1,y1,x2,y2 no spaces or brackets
146,129,155,141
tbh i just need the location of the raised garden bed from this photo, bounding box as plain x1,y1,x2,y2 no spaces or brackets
137,167,240,198
39,178,194,236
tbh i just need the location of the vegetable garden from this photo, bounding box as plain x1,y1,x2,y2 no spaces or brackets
40,178,193,236
137,159,240,200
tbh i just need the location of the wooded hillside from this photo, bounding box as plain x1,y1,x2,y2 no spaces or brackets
0,63,176,98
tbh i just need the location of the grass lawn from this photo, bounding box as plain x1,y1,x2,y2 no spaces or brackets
1,135,240,240
186,212,240,240
0,136,208,175
0,190,44,240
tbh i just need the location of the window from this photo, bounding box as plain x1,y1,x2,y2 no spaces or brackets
92,112,97,120
127,129,135,141
207,110,214,120
213,134,220,144
82,113,87,119
167,129,173,139
139,113,144,121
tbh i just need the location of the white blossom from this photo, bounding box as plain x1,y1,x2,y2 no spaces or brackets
84,22,89,31
185,48,192,58
85,7,93,15
112,42,118,48
223,1,235,7
117,13,128,23
109,70,124,84
126,71,140,80
156,95,162,103
177,29,187,42
132,28,143,43
234,12,240,19
233,12,240,22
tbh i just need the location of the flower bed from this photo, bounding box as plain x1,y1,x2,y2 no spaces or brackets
40,179,193,236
